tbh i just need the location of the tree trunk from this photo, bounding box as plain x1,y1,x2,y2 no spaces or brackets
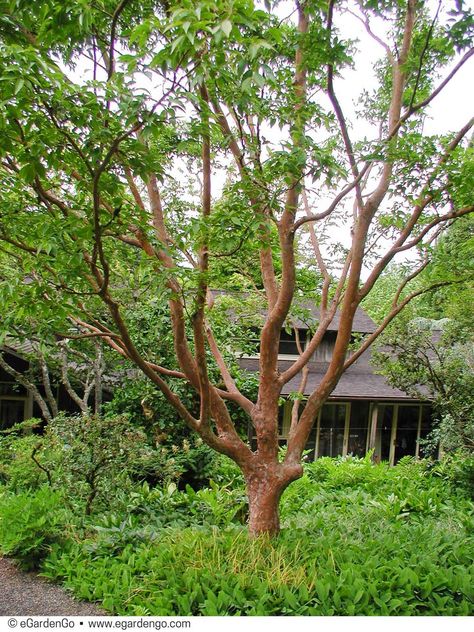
245,463,303,537
247,477,282,536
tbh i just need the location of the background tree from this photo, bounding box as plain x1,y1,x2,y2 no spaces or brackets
370,214,474,454
0,250,111,419
0,327,109,420
0,0,473,535
374,318,474,454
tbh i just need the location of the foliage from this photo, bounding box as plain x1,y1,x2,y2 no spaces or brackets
0,0,473,535
362,216,474,327
105,374,249,489
37,456,474,615
420,214,474,330
0,486,70,570
1,449,473,613
374,318,474,454
0,420,53,490
81,477,247,554
361,264,423,325
429,452,474,499
45,413,164,514
0,413,241,517
0,415,164,514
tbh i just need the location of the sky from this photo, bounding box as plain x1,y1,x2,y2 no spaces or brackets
334,3,473,137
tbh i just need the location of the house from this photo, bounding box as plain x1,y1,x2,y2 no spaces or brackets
2,299,434,464
1,350,39,430
238,304,433,466
0,341,108,430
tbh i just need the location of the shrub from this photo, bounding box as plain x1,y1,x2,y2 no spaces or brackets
0,486,71,570
44,413,156,515
430,452,474,499
0,414,157,515
0,415,228,510
137,437,219,489
0,420,56,491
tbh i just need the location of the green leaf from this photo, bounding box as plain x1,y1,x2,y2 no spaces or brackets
220,19,232,37
14,78,25,94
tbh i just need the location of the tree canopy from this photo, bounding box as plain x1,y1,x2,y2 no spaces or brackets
0,0,473,534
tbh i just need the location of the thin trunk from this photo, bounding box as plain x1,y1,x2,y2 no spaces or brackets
0,353,52,421
93,340,103,414
37,350,59,418
59,344,89,413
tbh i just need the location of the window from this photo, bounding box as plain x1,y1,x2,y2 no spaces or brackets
316,403,348,458
242,328,339,360
417,406,433,458
276,401,350,460
278,330,300,356
395,405,420,461
243,328,308,358
369,403,434,465
0,398,26,430
311,332,336,362
347,402,369,457
251,401,433,464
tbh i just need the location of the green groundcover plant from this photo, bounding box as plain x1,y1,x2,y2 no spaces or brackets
0,486,71,570
1,449,472,615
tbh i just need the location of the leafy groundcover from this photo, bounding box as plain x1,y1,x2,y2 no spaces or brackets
1,454,473,615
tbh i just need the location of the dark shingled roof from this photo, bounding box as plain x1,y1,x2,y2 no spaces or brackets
282,369,419,401
239,346,426,401
211,290,377,333
239,357,420,400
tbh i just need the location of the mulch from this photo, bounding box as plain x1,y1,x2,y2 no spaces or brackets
0,558,106,616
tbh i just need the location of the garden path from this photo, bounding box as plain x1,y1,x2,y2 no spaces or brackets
0,558,105,616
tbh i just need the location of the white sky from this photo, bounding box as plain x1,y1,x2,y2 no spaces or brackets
335,5,473,137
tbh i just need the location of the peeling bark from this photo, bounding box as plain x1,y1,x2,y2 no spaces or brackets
245,461,303,536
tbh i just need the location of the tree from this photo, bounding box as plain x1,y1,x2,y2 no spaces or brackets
371,215,474,454
374,318,474,454
0,0,473,535
418,214,474,329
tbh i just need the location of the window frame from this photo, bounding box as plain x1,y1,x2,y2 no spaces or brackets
367,403,433,465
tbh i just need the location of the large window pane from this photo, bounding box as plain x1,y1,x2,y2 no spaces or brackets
377,404,394,462
418,406,434,457
304,423,318,461
348,402,369,457
278,404,286,437
395,405,419,462
278,330,304,356
318,404,347,457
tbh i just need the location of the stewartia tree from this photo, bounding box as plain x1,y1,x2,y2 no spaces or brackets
0,0,473,534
